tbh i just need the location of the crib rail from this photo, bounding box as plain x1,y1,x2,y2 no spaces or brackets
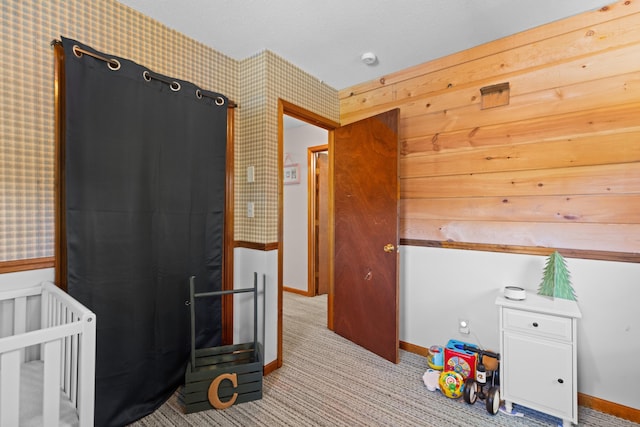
0,281,96,427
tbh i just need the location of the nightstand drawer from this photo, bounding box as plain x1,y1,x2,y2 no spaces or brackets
503,308,572,341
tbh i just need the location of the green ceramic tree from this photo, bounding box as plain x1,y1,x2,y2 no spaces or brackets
538,251,577,301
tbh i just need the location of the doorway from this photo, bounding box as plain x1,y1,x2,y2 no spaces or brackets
309,147,329,296
276,101,400,370
275,100,339,371
282,121,328,298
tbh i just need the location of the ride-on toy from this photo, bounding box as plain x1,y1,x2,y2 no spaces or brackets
461,344,501,415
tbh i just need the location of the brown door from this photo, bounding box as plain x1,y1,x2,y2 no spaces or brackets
332,109,400,363
316,151,329,295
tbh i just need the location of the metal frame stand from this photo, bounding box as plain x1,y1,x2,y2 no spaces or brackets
179,272,264,413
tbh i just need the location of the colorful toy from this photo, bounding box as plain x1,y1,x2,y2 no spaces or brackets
426,345,443,370
461,344,501,415
438,371,465,398
444,339,478,380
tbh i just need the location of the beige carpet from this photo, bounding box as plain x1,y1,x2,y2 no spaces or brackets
130,292,638,426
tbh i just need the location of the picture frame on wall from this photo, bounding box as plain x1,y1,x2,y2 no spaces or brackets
284,164,300,185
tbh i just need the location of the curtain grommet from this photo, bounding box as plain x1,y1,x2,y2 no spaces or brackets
72,45,83,58
108,59,121,71
142,70,152,82
170,81,181,92
215,96,225,106
195,89,203,99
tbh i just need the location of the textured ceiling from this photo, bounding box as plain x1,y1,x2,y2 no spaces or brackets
117,0,612,90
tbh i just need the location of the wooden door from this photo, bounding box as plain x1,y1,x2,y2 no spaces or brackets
316,152,329,295
332,109,400,363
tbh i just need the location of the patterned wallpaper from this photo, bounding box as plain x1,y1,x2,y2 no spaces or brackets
235,51,339,243
262,52,339,243
0,0,339,261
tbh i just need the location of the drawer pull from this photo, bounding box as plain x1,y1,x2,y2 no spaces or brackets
532,322,539,327
557,378,564,384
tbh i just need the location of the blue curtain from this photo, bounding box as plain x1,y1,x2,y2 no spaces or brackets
62,37,227,426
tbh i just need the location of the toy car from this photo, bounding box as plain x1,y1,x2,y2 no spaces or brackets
461,344,501,415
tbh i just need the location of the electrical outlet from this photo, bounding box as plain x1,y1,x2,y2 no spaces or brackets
247,202,255,218
459,319,470,334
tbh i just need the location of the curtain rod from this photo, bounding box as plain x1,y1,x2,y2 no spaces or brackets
51,39,237,108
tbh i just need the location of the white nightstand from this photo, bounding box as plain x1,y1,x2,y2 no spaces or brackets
496,292,582,426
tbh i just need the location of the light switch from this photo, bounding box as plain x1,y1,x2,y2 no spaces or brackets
247,166,255,183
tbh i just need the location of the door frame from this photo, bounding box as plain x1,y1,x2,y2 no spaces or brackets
276,99,339,371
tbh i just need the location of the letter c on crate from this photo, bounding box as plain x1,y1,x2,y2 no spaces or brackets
208,372,239,409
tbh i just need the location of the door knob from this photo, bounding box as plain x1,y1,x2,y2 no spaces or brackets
383,244,395,253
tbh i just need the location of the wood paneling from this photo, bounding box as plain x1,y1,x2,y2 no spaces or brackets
402,163,640,199
402,130,640,177
401,219,640,253
579,394,640,423
402,195,640,224
401,107,640,163
399,72,640,140
340,1,640,261
0,257,55,274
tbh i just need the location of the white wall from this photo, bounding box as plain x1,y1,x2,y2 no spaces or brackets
0,268,54,359
283,121,328,292
0,268,54,289
400,246,640,410
233,247,278,365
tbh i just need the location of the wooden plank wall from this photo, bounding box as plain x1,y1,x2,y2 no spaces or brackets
339,1,640,262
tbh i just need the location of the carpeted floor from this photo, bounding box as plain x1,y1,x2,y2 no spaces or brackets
130,292,638,426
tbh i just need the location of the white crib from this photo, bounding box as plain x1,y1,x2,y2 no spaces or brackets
0,281,96,426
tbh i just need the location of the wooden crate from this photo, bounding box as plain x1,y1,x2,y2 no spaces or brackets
179,342,263,413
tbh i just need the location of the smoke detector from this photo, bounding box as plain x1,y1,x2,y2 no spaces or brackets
361,52,378,66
